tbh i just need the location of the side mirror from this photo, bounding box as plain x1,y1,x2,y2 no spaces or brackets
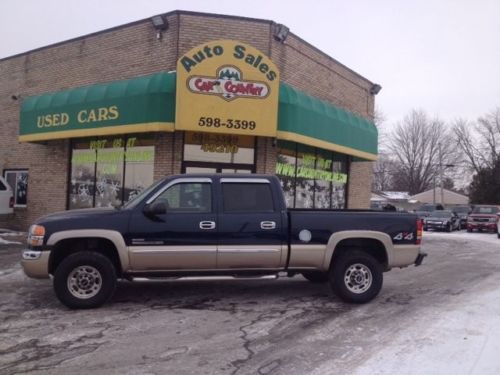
143,201,167,217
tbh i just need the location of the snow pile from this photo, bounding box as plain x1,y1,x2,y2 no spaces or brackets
0,237,22,245
424,231,499,245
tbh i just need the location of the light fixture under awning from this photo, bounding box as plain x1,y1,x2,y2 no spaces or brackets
19,72,176,142
277,83,378,161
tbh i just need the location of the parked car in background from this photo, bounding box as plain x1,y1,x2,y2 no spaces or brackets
415,203,444,220
0,176,14,215
497,213,499,239
467,205,499,233
423,210,461,232
452,205,472,227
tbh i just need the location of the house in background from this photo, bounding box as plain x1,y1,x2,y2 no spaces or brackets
410,188,469,207
371,191,417,211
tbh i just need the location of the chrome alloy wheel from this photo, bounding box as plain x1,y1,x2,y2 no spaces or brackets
344,263,373,294
67,265,102,299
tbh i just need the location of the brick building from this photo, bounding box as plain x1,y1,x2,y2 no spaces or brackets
0,10,379,230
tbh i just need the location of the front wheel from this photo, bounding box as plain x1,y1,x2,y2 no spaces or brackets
330,250,383,304
446,223,452,232
54,251,117,309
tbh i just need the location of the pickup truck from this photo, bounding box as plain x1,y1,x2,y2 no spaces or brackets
22,174,426,309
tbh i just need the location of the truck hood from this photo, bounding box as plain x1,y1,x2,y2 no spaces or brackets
36,207,120,224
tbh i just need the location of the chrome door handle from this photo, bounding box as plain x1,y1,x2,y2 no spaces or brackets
260,221,276,230
200,221,216,230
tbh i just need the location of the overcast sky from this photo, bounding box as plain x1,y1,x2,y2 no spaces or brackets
1,0,499,128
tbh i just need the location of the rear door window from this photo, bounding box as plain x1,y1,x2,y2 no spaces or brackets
222,183,274,212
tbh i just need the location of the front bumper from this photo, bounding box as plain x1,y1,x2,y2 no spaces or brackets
21,249,50,279
425,223,448,230
467,223,497,231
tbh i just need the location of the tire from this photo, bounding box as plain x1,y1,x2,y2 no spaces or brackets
423,226,427,231
446,224,452,232
302,271,329,283
53,251,117,309
497,233,500,239
467,228,472,233
457,223,461,231
329,250,383,304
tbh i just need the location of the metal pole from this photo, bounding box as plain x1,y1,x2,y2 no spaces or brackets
433,174,436,204
439,142,444,206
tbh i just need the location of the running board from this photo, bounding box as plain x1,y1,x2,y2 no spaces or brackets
129,274,282,282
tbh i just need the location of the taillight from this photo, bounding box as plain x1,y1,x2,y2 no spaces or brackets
9,196,14,208
416,219,423,245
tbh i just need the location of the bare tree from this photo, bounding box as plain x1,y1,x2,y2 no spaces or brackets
387,110,458,195
372,152,396,192
453,108,500,174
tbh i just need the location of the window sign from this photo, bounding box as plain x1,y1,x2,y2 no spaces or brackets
184,132,255,165
4,170,28,207
69,136,154,209
276,141,348,209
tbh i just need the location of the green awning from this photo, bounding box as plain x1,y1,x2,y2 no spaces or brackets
19,72,176,142
277,83,378,161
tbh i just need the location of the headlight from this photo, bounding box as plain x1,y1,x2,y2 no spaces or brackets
489,217,497,222
28,225,45,247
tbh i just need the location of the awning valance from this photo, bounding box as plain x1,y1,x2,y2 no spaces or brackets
277,83,378,161
19,72,176,142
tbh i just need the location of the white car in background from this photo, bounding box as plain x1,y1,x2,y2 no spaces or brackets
0,176,14,215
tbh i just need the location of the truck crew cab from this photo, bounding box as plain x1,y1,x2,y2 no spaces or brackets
22,174,425,309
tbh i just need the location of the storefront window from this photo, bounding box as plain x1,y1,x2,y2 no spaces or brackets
183,132,255,171
69,136,154,209
276,141,348,209
4,170,28,207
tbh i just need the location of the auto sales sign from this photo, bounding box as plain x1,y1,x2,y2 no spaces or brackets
176,40,280,137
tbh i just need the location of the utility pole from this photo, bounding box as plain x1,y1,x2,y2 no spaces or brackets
439,142,444,206
433,174,436,204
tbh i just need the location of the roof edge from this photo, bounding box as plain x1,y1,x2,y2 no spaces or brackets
0,10,274,62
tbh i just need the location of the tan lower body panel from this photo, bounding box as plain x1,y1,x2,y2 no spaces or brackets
21,252,50,279
391,244,420,267
128,246,217,270
217,245,286,269
288,244,327,270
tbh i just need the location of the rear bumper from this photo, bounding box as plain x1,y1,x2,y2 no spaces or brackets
21,249,50,279
391,244,423,268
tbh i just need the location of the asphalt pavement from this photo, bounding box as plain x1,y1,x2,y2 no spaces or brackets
1,231,499,375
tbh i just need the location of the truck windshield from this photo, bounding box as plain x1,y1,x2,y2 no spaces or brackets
122,178,166,210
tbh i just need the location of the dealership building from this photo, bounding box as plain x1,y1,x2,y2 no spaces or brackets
0,10,379,230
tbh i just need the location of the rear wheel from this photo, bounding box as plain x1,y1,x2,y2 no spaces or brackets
54,251,117,309
329,250,383,304
302,271,329,283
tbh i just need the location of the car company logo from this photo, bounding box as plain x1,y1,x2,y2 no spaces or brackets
187,65,270,101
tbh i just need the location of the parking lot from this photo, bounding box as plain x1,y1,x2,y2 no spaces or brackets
1,231,500,375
